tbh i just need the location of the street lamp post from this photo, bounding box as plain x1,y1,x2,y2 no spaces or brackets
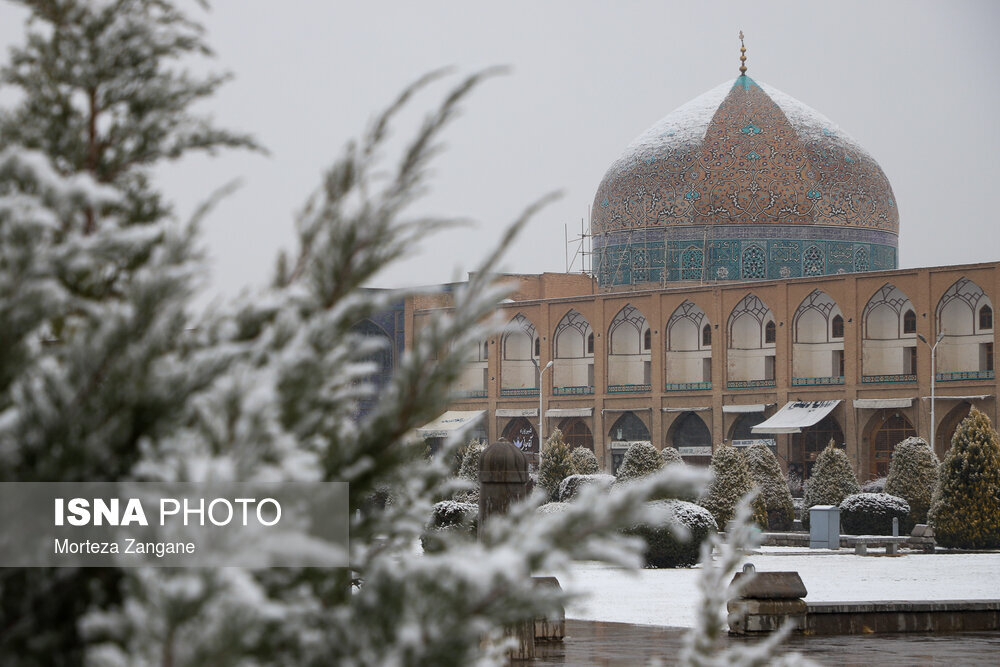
917,331,945,453
535,359,554,445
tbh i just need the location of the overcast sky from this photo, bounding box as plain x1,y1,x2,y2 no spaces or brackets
2,0,998,299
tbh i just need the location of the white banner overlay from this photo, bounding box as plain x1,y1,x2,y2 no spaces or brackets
0,482,348,567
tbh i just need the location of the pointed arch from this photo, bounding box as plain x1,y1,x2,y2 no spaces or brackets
862,284,917,380
665,300,712,387
792,290,845,381
607,304,651,389
727,293,776,387
935,278,995,376
553,309,595,391
501,313,539,391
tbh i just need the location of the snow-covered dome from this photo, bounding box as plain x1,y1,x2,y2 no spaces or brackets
591,75,898,288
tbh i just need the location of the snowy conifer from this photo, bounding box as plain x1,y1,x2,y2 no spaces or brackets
743,443,794,531
571,446,600,475
929,408,1000,549
538,428,574,501
0,1,257,660
616,441,663,482
662,446,684,467
884,436,939,528
699,444,767,530
803,442,860,520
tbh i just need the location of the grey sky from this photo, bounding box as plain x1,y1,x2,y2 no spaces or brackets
2,0,998,298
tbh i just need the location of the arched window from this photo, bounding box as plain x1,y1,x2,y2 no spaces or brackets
903,309,916,334
765,320,776,344
483,341,489,359
702,324,712,346
534,337,541,357
831,314,844,339
643,328,652,351
587,332,595,354
981,305,994,330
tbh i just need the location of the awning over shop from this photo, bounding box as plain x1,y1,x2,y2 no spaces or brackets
852,398,913,409
416,410,485,438
662,406,711,412
921,395,993,401
545,408,593,418
496,408,537,418
723,403,769,413
752,400,841,434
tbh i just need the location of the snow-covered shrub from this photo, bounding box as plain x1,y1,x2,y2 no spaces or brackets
421,501,479,553
699,445,767,530
536,502,570,515
885,436,939,529
538,429,575,501
455,440,485,502
558,474,615,502
743,443,794,531
661,446,684,467
616,441,663,482
861,476,887,493
803,442,860,527
929,408,1000,549
839,493,909,535
624,500,718,568
571,446,600,475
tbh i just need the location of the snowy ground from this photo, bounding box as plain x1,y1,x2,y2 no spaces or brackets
546,547,1000,629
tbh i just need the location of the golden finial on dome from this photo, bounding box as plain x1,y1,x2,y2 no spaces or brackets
739,30,747,76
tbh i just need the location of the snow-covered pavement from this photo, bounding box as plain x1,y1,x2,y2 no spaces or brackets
550,547,1000,629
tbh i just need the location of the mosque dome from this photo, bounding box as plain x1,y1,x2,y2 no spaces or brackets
591,74,898,288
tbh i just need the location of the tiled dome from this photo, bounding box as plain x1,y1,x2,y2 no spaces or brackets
591,75,898,287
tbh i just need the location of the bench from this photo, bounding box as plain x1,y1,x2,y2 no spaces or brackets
843,535,909,555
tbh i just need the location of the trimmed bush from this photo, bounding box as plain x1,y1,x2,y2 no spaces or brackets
661,446,684,467
929,408,1000,549
884,436,939,529
571,446,600,474
558,473,615,502
615,441,663,482
743,443,795,531
861,476,887,493
839,493,910,535
624,500,718,568
421,501,478,553
536,501,570,516
700,444,768,530
804,442,860,511
455,440,485,502
538,429,575,501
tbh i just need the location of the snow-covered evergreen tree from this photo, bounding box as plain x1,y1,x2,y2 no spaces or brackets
743,443,794,531
616,441,663,482
803,442,860,527
699,444,767,530
929,408,1000,548
884,436,939,528
538,428,574,501
571,446,599,475
0,1,258,660
662,446,684,467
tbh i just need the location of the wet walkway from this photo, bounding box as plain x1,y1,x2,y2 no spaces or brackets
532,620,1000,665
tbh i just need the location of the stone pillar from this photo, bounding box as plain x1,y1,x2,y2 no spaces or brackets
479,438,533,659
